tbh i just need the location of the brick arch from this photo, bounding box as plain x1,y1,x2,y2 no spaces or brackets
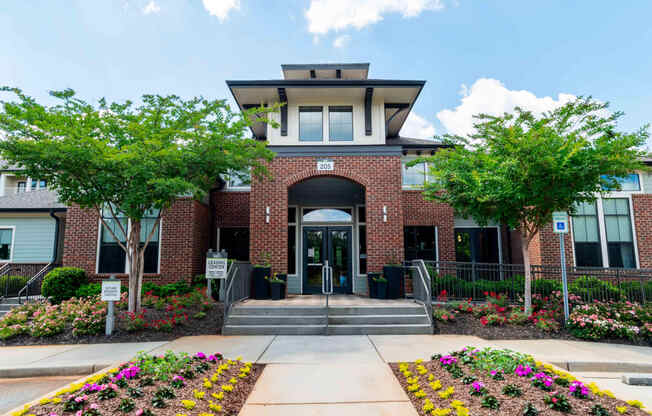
284,168,369,189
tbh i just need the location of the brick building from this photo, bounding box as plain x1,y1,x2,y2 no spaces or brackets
59,63,652,292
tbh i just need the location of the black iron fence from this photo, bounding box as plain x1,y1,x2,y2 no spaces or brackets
1,263,49,299
424,261,652,303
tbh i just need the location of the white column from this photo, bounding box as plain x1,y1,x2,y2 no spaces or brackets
26,177,32,192
0,174,6,197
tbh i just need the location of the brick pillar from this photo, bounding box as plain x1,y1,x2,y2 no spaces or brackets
633,194,652,268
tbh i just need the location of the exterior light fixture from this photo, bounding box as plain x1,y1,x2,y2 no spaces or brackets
265,206,270,224
382,205,387,223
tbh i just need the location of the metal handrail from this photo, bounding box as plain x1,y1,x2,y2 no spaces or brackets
406,259,433,330
0,263,11,301
18,262,52,304
222,263,241,327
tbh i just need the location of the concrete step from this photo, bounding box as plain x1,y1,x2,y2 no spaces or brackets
230,306,326,316
328,306,425,315
226,314,326,326
222,324,326,335
328,324,433,335
0,297,21,305
328,314,429,325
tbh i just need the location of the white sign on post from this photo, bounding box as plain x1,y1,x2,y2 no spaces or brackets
552,211,569,234
101,280,121,301
206,257,228,279
317,159,334,171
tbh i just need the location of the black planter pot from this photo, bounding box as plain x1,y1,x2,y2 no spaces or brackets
252,267,271,299
367,273,380,298
383,265,404,299
276,274,287,299
270,282,284,300
376,281,388,299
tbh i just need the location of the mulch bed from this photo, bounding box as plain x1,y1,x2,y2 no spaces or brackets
435,313,652,347
0,303,224,347
391,359,648,416
22,356,263,416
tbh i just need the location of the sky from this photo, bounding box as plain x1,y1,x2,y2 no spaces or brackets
1,1,651,148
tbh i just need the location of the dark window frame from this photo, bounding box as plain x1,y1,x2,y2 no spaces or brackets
404,226,438,261
328,106,353,142
299,106,323,142
218,227,250,262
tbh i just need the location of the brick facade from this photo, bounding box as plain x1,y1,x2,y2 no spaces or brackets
401,190,455,261
250,155,405,274
212,191,250,228
62,198,210,285
632,194,652,268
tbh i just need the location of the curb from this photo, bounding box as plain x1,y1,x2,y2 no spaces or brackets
0,363,111,379
550,361,652,373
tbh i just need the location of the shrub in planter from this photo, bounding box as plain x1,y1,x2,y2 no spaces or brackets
383,264,404,299
373,275,388,299
267,274,286,301
41,267,87,303
252,252,272,300
570,276,624,302
367,272,380,298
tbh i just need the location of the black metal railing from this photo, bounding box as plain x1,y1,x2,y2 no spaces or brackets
405,260,433,330
222,261,251,327
18,263,58,304
1,263,50,300
424,260,652,303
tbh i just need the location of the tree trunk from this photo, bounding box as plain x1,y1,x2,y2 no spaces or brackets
521,232,532,315
127,221,143,313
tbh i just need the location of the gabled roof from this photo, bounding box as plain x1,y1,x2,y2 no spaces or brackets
0,190,67,212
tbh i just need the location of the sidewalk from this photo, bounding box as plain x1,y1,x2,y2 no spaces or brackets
2,336,651,415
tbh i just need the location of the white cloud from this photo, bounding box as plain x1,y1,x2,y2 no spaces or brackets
305,0,445,35
333,34,350,48
437,78,576,137
142,0,161,14
400,112,436,139
202,0,240,21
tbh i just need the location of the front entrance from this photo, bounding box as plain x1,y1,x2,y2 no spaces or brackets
303,226,352,294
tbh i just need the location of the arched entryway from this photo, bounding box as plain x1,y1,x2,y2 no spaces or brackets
287,175,366,295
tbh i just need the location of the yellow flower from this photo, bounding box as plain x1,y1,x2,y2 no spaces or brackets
402,370,413,378
51,398,62,404
236,356,243,361
535,361,543,368
433,408,452,416
193,389,205,400
407,384,420,392
227,360,234,365
10,406,30,416
211,392,224,401
427,374,435,382
450,400,464,408
406,377,419,385
221,384,234,392
38,398,52,405
175,414,188,416
602,390,615,398
209,401,223,412
229,377,238,384
204,379,213,389
627,400,644,409
198,413,215,416
455,407,470,416
414,389,426,398
238,373,247,378
415,359,423,364
616,406,628,414
211,374,219,382
181,400,196,410
423,399,435,412
429,380,442,391
438,386,454,399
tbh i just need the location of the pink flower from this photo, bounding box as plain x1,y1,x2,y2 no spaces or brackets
136,409,144,416
551,397,558,403
90,404,99,410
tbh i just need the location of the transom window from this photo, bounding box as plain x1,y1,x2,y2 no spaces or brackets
402,157,429,188
226,169,251,189
601,174,640,192
329,106,353,141
302,208,352,223
299,106,323,142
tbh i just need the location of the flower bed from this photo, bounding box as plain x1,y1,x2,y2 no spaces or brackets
0,288,223,346
391,347,650,416
433,291,652,346
10,351,263,416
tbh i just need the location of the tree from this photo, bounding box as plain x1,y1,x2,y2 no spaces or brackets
0,87,278,312
414,98,648,313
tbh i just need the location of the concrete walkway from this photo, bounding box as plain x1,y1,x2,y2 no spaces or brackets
2,336,651,415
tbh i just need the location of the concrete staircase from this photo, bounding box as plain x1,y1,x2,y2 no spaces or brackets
0,297,20,318
222,303,432,335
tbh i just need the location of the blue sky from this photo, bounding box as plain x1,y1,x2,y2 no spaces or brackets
1,1,651,147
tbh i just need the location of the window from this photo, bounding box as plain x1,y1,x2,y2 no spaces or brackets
404,226,437,261
402,158,428,188
218,228,249,261
98,207,128,274
39,180,47,189
571,202,603,267
226,170,250,189
329,106,353,141
601,174,640,191
603,198,636,268
0,228,13,261
16,181,26,193
288,207,297,274
31,180,37,190
98,207,160,274
299,106,323,141
303,208,352,222
358,206,366,275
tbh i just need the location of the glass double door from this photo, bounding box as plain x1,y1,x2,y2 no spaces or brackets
303,226,352,294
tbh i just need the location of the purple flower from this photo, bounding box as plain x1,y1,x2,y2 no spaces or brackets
207,354,218,362
514,364,533,377
195,352,207,359
439,355,458,366
173,375,185,381
471,381,485,392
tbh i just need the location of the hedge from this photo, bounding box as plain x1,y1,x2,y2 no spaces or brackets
41,267,87,303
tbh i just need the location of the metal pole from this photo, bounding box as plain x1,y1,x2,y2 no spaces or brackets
105,275,117,336
560,234,569,324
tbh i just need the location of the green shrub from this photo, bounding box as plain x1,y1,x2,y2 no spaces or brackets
75,283,102,298
142,281,192,297
618,280,652,303
41,267,87,303
570,276,624,302
0,275,29,293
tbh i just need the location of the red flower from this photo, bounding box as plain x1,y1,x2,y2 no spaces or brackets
483,291,488,296
440,290,447,296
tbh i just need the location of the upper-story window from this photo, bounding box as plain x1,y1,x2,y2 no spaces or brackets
299,106,323,142
402,157,429,188
329,106,353,141
226,169,251,190
571,202,603,267
601,174,640,191
16,181,26,193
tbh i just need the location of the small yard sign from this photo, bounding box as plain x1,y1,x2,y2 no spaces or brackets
317,158,334,171
101,279,121,301
552,211,569,234
206,257,228,279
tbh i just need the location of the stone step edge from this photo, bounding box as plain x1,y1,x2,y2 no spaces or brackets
0,363,110,379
